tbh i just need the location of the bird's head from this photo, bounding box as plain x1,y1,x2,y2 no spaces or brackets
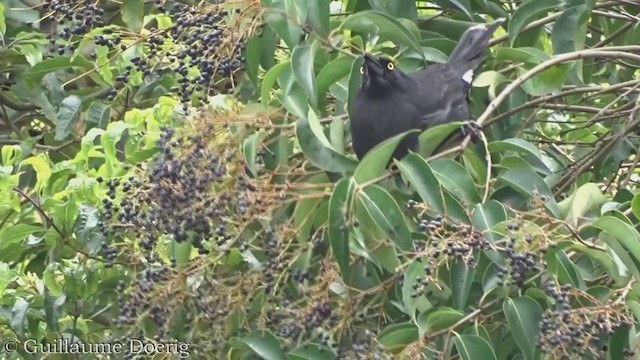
359,53,412,93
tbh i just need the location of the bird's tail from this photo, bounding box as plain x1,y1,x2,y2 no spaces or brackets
448,18,505,65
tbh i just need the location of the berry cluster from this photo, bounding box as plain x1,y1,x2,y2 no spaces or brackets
415,213,489,270
42,0,105,54
500,236,538,287
537,281,633,358
42,1,257,110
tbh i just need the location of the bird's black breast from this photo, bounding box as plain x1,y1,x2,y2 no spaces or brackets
350,87,420,160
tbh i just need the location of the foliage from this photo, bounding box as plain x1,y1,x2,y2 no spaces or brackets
1,0,640,359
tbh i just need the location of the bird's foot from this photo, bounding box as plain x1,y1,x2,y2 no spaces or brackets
461,121,482,142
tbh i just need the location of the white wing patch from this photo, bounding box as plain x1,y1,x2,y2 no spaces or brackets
462,69,474,85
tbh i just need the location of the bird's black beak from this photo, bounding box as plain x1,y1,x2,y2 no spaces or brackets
363,53,383,77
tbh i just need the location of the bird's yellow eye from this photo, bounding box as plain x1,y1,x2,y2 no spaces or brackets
360,66,364,74
387,62,395,71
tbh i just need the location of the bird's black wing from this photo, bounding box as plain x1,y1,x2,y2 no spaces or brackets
409,61,472,130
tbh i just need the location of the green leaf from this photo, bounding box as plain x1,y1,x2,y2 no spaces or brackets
418,121,467,157
422,307,464,332
591,216,640,278
291,43,319,109
345,56,362,119
402,261,433,323
306,0,331,37
353,129,419,183
54,95,82,140
378,322,419,353
396,154,444,213
44,264,64,297
0,3,5,35
23,56,93,86
0,224,43,253
296,109,357,173
74,205,104,254
497,165,559,217
545,248,584,288
20,154,52,193
292,174,329,243
430,158,481,205
471,200,507,243
632,192,640,220
551,2,593,54
449,260,475,309
503,297,543,360
317,56,355,104
338,10,424,61
488,138,546,167
235,330,287,360
520,63,571,96
508,0,560,46
101,121,133,176
11,298,29,336
328,178,356,276
245,36,262,85
262,0,307,48
433,0,473,19
455,334,497,360
558,182,607,227
289,344,335,360
122,0,144,32
86,101,111,130
358,185,412,250
243,130,268,177
261,62,289,108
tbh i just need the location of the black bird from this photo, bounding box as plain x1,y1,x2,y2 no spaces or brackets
350,18,505,161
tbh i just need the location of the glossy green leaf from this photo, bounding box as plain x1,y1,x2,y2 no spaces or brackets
471,200,507,243
55,95,82,140
520,63,571,96
289,344,335,360
508,0,560,46
591,216,640,277
11,298,29,336
261,61,289,108
557,182,608,227
291,42,319,108
0,3,5,35
358,185,412,250
423,307,464,332
449,260,475,310
328,178,356,276
262,0,307,48
338,10,424,61
551,2,593,54
122,0,144,32
353,129,419,183
632,193,640,220
296,109,357,173
378,322,419,353
243,130,268,177
86,101,111,130
418,121,467,157
503,297,543,360
23,56,93,86
236,330,287,360
244,36,262,85
455,334,497,360
306,0,331,36
396,153,445,213
317,56,355,103
433,0,473,19
431,158,481,205
402,261,433,323
498,165,559,217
